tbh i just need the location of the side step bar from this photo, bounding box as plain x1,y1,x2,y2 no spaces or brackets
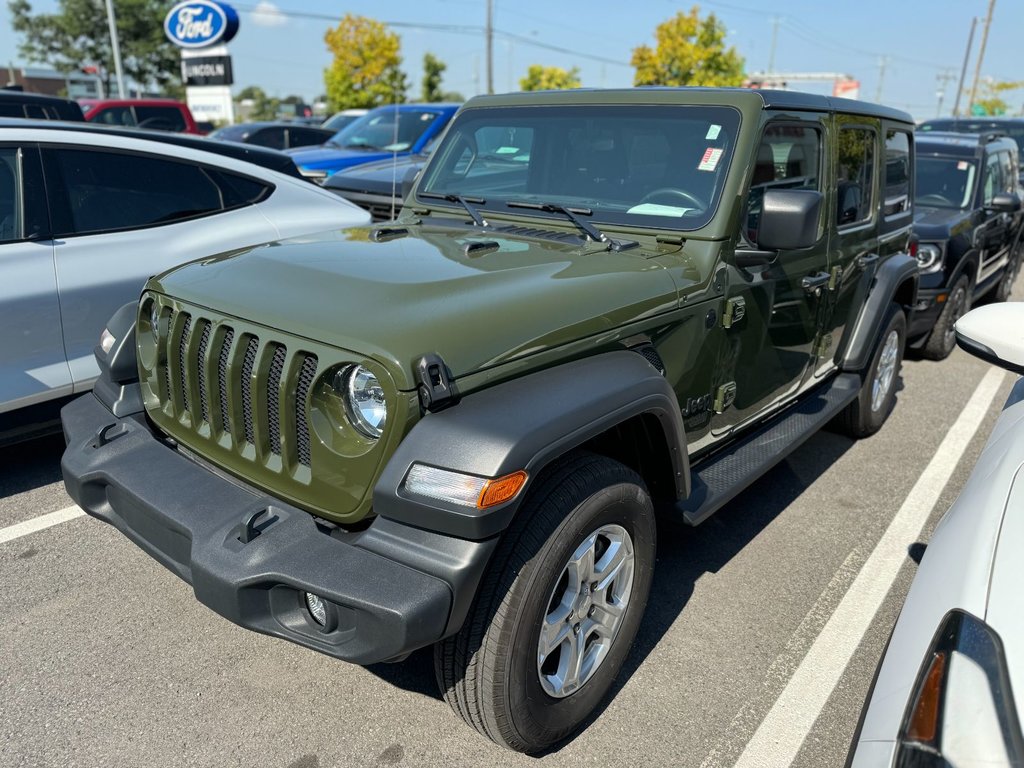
677,372,862,526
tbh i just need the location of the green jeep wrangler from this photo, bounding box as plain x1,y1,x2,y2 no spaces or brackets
62,88,918,753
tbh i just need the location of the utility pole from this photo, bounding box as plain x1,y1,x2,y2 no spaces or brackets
953,16,978,116
104,0,126,98
967,0,997,116
485,0,493,95
875,57,887,103
935,69,956,117
767,17,780,74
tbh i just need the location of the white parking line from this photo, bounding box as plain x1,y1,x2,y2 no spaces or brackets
732,366,1007,768
0,505,85,545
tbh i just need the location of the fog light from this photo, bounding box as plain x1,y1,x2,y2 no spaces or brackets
304,592,327,626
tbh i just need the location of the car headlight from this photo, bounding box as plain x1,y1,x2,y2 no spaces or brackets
337,364,386,438
896,610,1024,767
916,243,944,274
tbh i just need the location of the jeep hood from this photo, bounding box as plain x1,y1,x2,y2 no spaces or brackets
148,226,680,390
913,205,973,241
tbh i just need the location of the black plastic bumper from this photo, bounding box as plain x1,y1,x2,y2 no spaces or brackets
61,392,496,665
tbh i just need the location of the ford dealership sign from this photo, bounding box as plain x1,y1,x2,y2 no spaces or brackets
164,1,239,49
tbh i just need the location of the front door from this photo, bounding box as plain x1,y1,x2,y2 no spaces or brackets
713,117,831,437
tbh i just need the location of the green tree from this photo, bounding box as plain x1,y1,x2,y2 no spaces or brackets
972,79,1024,116
8,0,181,96
631,6,744,87
237,85,279,121
422,53,446,102
519,65,581,91
323,14,408,110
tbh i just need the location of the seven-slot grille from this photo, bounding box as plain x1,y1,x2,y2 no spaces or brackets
158,309,319,469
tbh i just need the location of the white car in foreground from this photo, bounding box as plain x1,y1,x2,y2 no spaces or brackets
850,302,1024,767
0,120,369,442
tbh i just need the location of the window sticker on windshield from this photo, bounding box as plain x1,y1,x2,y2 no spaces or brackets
957,161,969,170
706,124,722,140
627,203,693,217
698,147,723,172
495,146,519,154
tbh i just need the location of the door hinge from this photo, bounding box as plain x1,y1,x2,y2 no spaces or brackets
828,265,843,291
722,296,747,329
713,382,737,414
814,333,834,358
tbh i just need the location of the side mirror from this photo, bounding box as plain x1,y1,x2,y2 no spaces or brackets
757,189,822,251
987,192,1021,213
401,167,421,202
955,304,1024,375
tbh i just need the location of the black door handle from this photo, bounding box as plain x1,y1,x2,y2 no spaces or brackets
801,272,830,294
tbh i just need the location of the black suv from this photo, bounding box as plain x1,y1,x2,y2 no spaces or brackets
919,117,1024,183
910,131,1023,359
0,89,84,121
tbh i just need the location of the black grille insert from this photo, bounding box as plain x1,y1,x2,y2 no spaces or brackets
217,328,234,435
295,355,319,467
241,336,259,445
196,321,212,424
178,315,192,415
267,345,287,456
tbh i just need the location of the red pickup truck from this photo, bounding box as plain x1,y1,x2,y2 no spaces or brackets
80,98,200,134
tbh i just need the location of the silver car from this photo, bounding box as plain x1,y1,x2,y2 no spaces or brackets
0,121,369,439
849,302,1024,766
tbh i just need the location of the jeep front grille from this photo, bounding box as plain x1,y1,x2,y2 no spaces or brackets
157,308,319,469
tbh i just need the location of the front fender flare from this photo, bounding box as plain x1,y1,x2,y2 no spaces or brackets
373,351,688,540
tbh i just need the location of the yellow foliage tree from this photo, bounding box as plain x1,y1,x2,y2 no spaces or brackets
324,14,409,110
972,79,1024,116
519,65,582,92
632,6,744,87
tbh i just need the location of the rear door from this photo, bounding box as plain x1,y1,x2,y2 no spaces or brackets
41,144,279,391
0,144,69,413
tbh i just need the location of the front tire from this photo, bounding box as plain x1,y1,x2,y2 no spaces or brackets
836,303,906,438
434,453,656,753
923,276,970,360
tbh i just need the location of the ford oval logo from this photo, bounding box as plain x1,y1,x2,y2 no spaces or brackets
164,1,240,49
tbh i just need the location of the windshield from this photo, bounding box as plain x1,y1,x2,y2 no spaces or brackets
916,156,977,209
418,104,741,231
329,108,439,151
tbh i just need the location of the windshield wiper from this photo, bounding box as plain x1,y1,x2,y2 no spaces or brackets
506,200,638,251
419,192,489,228
506,201,607,243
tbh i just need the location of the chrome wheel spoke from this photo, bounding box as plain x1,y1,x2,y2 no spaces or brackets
538,523,636,698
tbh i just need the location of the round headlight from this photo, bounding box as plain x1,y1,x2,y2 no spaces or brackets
337,365,387,439
917,243,943,273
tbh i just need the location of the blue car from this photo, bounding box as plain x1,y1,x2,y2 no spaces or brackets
288,103,459,183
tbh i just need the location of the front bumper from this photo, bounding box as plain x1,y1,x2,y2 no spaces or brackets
61,391,495,665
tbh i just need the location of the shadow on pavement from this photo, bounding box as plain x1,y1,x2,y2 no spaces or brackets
0,433,66,497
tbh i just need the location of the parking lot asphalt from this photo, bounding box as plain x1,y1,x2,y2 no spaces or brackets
1,283,1020,768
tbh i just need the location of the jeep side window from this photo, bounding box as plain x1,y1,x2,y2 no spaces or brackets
983,152,1004,205
836,127,876,226
883,130,911,218
744,123,821,244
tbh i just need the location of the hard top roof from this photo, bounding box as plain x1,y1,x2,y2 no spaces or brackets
0,89,80,106
461,87,913,124
915,130,1016,156
0,118,302,177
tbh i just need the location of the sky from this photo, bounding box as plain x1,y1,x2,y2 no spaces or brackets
2,0,1022,122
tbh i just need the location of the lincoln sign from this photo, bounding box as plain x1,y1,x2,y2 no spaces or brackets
164,0,240,49
181,56,234,86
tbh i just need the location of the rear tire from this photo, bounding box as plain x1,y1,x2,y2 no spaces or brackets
836,303,906,438
994,233,1022,302
923,276,970,360
434,453,656,753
